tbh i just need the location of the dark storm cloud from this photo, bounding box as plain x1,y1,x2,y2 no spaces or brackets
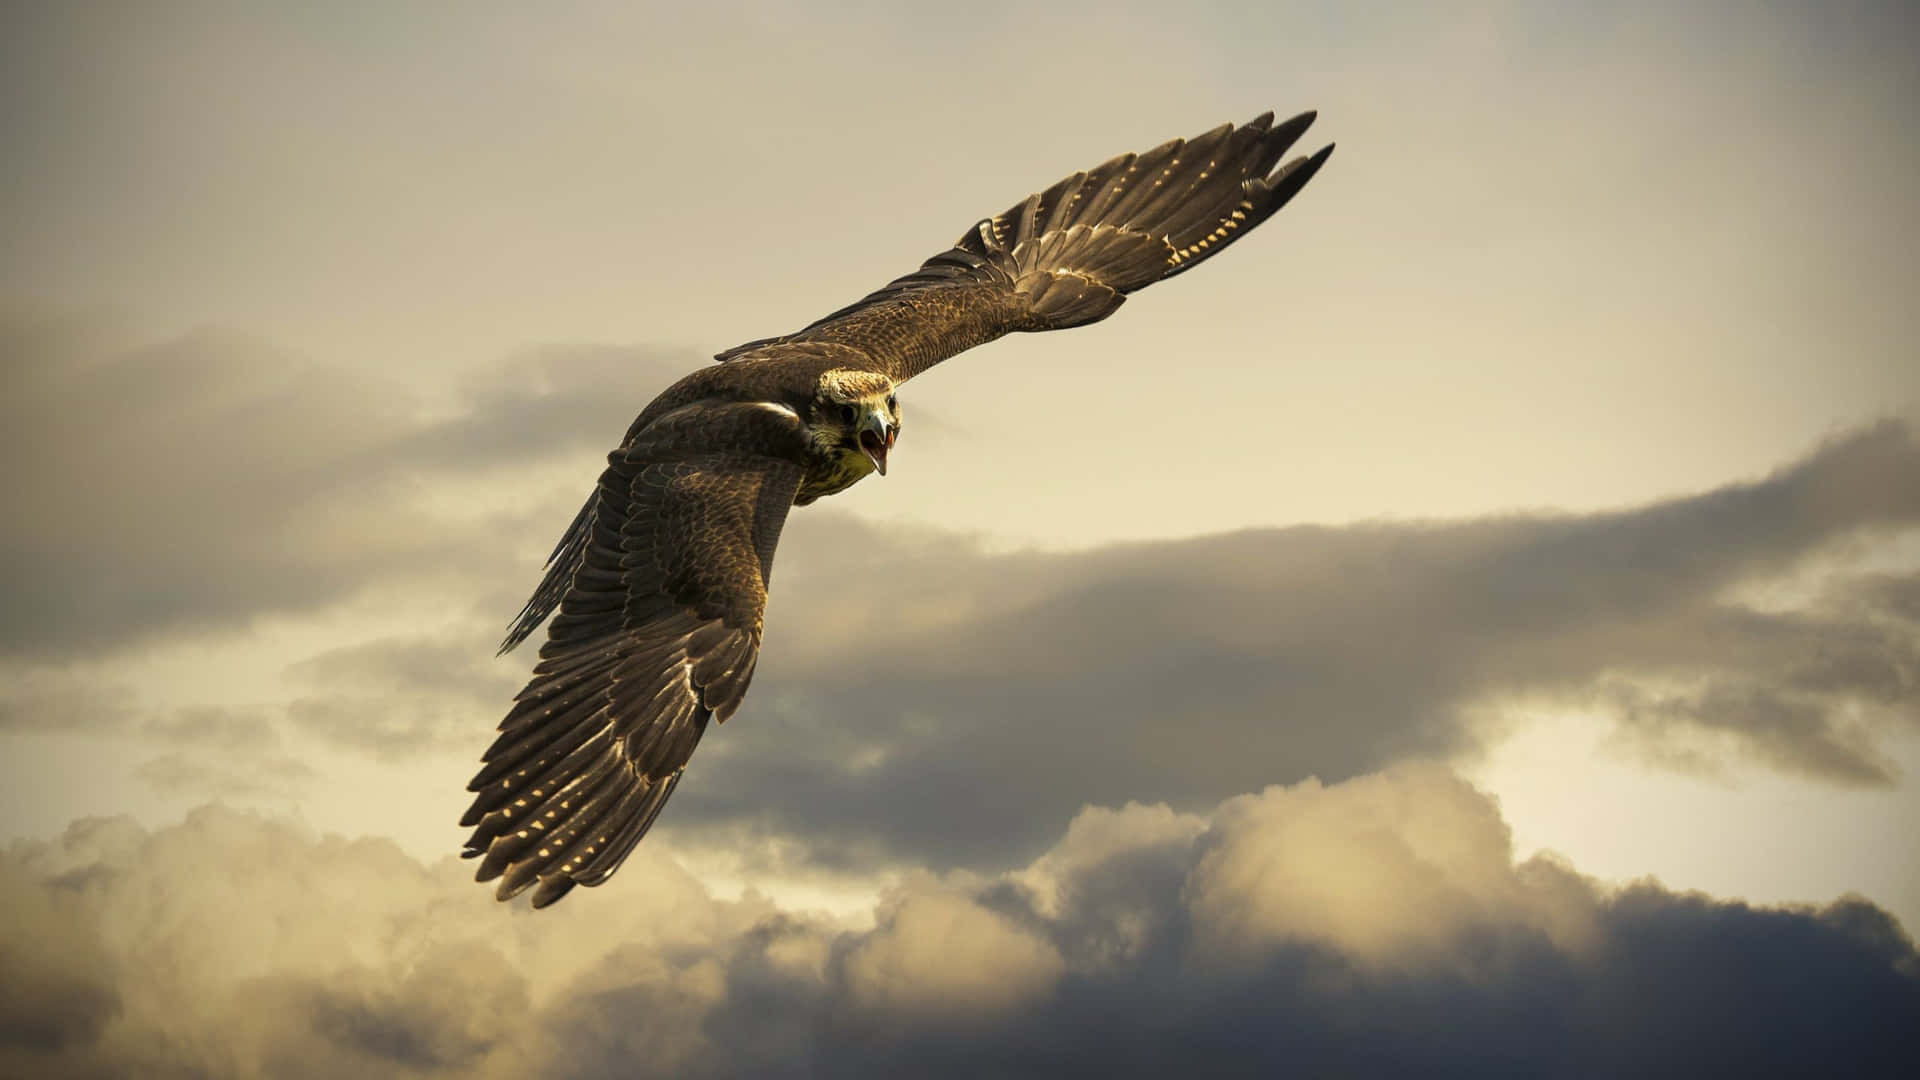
662,421,1920,869
4,769,1915,1078
0,315,694,657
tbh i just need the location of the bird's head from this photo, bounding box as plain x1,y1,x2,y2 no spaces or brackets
809,369,900,476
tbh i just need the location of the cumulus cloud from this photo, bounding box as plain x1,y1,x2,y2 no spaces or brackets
3,769,1914,1078
0,867,119,1055
1184,767,1589,967
841,888,1064,1023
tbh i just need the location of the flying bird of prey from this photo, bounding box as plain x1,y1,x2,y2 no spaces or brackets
461,110,1334,907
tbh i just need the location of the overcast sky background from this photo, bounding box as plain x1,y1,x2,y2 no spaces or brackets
4,2,1918,1075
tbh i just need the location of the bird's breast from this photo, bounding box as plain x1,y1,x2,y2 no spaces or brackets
794,446,876,505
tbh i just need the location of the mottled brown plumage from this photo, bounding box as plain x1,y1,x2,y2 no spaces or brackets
461,110,1334,906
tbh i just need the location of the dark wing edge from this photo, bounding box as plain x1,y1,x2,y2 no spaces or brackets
463,418,803,908
714,109,1334,382
498,496,592,656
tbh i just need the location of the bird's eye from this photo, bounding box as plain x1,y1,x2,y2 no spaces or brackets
838,403,857,424
886,394,897,411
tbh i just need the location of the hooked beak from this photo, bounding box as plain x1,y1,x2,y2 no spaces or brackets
857,412,895,476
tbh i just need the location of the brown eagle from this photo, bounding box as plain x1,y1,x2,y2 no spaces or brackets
461,110,1334,906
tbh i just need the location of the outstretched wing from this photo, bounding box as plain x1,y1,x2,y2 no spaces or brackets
715,109,1334,382
462,401,804,907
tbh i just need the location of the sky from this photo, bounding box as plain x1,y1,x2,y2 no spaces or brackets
3,1,1918,1075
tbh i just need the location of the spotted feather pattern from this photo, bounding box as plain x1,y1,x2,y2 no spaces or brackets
462,401,805,907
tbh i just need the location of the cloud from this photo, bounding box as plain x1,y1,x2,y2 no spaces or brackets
0,678,134,736
1184,767,1581,967
285,635,522,756
8,316,1914,883
841,888,1064,1022
0,683,309,801
143,704,276,747
0,315,694,658
131,751,314,799
0,867,119,1055
660,422,1920,869
3,768,1914,1078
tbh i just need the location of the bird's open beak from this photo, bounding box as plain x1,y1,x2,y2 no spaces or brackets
858,414,895,476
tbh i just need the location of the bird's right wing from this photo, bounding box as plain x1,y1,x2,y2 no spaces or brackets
715,109,1333,383
462,401,804,907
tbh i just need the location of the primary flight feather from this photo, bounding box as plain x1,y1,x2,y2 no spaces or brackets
461,109,1335,907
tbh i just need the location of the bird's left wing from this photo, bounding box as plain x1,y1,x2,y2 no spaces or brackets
462,401,804,907
714,109,1333,383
